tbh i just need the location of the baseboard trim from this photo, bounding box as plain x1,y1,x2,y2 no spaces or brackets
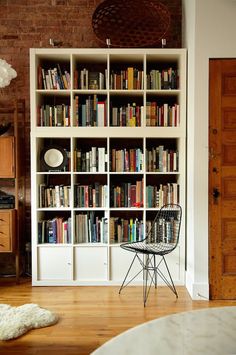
185,271,209,300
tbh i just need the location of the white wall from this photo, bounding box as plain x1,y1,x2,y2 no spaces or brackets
183,0,236,299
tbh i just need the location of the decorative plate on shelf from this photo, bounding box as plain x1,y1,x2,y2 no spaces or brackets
40,145,67,171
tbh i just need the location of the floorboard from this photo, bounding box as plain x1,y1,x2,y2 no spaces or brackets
0,278,235,354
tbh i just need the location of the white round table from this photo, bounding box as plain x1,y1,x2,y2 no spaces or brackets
91,306,236,355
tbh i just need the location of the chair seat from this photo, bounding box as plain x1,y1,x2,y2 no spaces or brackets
121,241,176,255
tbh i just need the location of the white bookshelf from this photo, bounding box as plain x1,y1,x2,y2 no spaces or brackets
30,48,186,286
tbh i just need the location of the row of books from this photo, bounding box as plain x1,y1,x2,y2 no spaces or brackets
74,70,106,90
38,217,71,244
146,68,179,90
37,216,178,245
146,146,179,172
37,182,179,209
74,183,108,208
38,184,71,208
38,64,71,90
146,217,179,244
37,66,178,91
37,100,179,128
110,180,143,208
110,217,144,243
146,102,180,127
110,103,144,127
146,183,179,208
110,68,144,90
37,104,71,127
39,180,179,208
74,212,108,243
110,148,143,172
73,147,107,172
73,95,107,127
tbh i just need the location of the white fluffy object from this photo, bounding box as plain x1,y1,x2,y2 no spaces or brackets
0,59,17,88
0,303,59,341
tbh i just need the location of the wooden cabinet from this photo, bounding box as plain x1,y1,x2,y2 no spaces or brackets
0,100,25,281
0,137,15,178
0,210,16,252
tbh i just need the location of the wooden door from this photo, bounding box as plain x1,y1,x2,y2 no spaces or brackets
209,59,236,299
0,136,15,178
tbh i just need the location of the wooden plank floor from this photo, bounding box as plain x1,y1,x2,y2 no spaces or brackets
0,278,235,355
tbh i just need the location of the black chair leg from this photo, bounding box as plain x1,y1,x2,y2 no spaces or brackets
155,256,178,298
119,253,142,294
162,256,178,298
143,255,157,307
154,255,157,288
143,259,149,307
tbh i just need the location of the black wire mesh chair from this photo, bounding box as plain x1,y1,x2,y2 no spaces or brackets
119,204,182,306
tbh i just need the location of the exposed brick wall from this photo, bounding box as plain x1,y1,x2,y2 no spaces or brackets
0,0,181,273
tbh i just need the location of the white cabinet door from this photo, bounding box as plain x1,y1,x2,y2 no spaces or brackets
110,246,144,284
110,245,182,285
74,246,108,281
37,246,72,281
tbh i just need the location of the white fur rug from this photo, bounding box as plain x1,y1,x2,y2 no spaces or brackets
0,303,59,341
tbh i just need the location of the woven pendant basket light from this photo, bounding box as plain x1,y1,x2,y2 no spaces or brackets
92,0,171,47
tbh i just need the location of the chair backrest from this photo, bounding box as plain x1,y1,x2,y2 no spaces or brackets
146,204,182,249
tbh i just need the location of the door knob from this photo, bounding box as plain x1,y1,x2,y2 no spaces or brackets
213,188,220,199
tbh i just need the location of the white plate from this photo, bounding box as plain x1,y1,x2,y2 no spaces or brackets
43,148,64,168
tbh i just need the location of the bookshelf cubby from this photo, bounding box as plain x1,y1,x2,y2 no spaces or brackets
30,48,186,285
